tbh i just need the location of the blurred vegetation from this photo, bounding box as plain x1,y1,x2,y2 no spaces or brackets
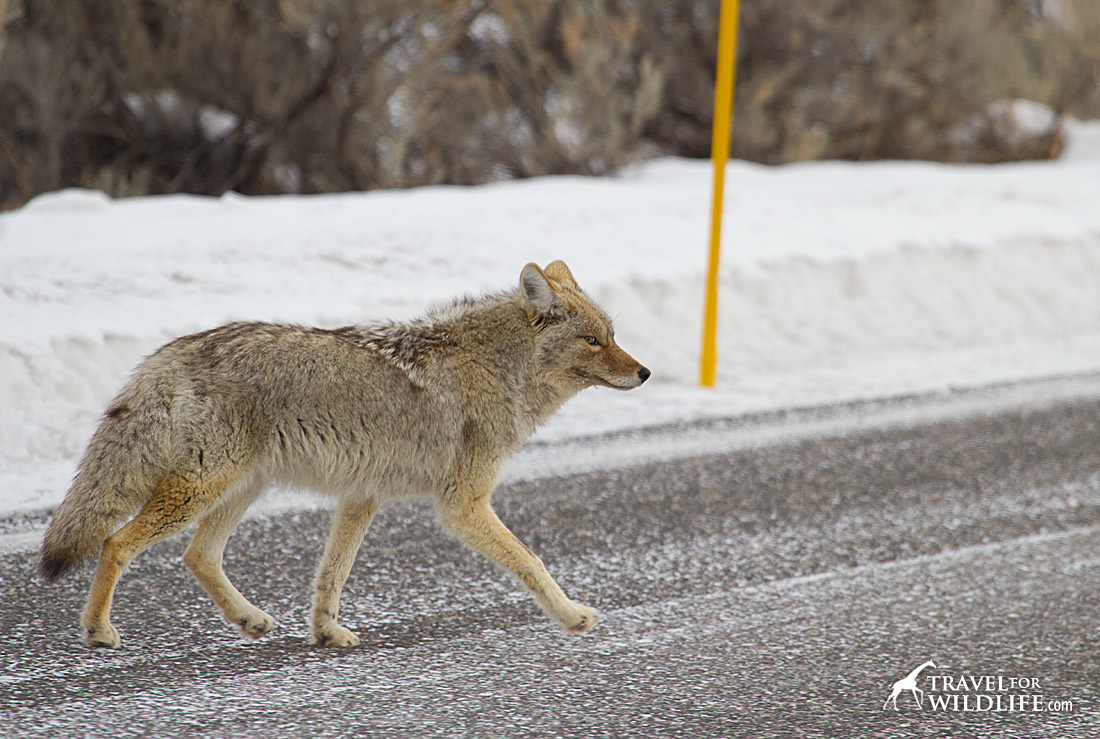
1,0,1097,208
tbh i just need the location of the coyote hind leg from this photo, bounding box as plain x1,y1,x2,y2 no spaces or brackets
82,470,239,648
183,482,276,640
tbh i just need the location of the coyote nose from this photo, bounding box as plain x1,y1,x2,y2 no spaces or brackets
637,367,651,383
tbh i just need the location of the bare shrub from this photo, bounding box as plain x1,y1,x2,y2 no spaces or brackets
396,0,663,185
1,0,1098,209
1021,0,1100,118
638,0,1079,164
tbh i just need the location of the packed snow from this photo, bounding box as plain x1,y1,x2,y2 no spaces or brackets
2,119,1100,515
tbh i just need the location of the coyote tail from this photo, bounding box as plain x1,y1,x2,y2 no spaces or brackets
39,400,164,583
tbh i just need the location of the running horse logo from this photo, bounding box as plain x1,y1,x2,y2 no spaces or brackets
884,660,937,709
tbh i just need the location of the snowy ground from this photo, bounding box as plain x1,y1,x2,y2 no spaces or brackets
2,119,1100,515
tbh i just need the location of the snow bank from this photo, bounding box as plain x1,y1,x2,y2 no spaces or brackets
2,147,1100,514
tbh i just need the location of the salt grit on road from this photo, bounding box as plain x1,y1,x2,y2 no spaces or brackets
2,118,1100,515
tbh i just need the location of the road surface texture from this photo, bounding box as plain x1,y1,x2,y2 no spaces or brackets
2,376,1098,737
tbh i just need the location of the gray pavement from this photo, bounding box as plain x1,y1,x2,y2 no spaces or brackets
2,380,1099,737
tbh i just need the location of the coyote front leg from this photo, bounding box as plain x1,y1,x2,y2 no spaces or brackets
311,496,378,647
440,494,598,633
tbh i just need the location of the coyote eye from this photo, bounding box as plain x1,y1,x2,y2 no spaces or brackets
583,336,601,347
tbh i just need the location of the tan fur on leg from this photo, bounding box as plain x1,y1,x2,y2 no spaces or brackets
441,495,598,634
82,470,237,647
184,483,275,640
311,496,378,647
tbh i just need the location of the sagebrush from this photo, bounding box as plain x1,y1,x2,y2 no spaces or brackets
1,0,1095,208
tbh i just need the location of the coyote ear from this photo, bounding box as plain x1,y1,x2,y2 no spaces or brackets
520,263,564,316
543,260,578,289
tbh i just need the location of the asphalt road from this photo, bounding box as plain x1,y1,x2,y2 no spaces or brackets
2,378,1099,737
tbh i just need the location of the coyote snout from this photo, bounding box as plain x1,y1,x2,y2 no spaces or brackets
583,343,650,390
40,260,648,649
599,348,650,389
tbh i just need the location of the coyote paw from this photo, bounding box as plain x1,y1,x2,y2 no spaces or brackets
235,608,277,640
83,622,121,649
560,602,600,634
310,623,360,648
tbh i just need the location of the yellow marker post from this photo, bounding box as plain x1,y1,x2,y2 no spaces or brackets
700,0,740,387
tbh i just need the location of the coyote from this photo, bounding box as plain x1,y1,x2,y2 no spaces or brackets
40,261,649,648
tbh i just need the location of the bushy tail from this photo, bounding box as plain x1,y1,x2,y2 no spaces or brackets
39,407,163,582
39,488,116,582
39,481,135,582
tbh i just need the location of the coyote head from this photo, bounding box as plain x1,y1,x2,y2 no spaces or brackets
520,261,650,392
